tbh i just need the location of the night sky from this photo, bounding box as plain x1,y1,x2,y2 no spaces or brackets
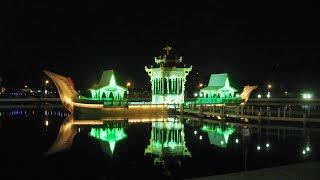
1,1,319,93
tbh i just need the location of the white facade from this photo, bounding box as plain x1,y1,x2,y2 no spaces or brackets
145,50,192,104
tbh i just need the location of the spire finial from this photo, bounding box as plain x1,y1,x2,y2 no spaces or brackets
163,45,172,56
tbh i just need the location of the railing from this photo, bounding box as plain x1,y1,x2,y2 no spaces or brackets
179,102,320,123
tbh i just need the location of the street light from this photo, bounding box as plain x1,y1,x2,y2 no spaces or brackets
267,84,272,90
199,83,203,88
302,93,312,100
45,80,49,95
126,82,131,88
266,92,271,98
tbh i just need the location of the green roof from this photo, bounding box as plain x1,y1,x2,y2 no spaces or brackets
91,70,126,90
208,73,228,87
200,86,221,91
201,73,237,92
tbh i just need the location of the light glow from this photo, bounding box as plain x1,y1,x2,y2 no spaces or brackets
306,146,310,152
302,93,312,100
90,127,127,155
302,150,306,155
202,124,235,148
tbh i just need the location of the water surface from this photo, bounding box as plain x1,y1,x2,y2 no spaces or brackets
1,107,319,179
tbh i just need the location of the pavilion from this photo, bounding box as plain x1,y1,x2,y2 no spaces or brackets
145,46,192,104
89,70,127,101
198,73,239,104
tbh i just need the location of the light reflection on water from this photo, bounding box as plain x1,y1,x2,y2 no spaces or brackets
1,108,319,179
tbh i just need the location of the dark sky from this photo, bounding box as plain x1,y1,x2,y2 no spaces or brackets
0,1,319,93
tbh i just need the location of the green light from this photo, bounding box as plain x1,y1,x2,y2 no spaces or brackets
194,130,197,135
302,150,306,155
145,52,192,104
257,94,262,98
235,138,239,143
194,93,198,97
202,124,235,148
89,70,127,101
89,127,127,155
198,73,240,104
302,93,312,100
306,146,310,152
145,121,191,163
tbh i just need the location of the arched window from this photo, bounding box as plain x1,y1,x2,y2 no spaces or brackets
101,92,106,99
109,92,114,99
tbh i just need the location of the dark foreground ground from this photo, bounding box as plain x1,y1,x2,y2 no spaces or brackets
191,161,320,180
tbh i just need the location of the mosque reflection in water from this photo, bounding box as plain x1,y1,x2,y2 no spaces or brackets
89,121,128,156
145,118,191,166
47,115,192,167
201,122,235,148
46,113,315,174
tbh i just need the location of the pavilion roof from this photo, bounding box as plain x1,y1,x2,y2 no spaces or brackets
208,73,228,87
91,70,127,90
201,73,237,92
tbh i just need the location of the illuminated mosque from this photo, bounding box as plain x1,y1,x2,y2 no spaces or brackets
78,45,255,106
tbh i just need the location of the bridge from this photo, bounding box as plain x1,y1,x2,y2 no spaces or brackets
178,98,320,124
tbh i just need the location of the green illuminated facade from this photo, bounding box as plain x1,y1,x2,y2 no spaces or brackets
201,123,235,148
145,46,192,104
145,120,191,165
89,70,127,101
198,73,240,104
90,127,127,155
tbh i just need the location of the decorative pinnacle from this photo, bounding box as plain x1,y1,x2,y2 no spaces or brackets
163,45,172,56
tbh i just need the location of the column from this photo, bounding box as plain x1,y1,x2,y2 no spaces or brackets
166,78,170,94
174,78,177,94
158,78,160,94
177,78,180,94
162,78,164,94
154,78,156,94
176,78,179,94
171,78,173,94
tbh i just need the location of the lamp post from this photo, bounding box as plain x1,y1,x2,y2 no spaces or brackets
45,80,49,97
267,84,272,98
126,82,131,89
302,93,312,118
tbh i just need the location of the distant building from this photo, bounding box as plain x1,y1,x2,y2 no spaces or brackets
198,73,239,104
89,70,127,101
145,46,192,104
